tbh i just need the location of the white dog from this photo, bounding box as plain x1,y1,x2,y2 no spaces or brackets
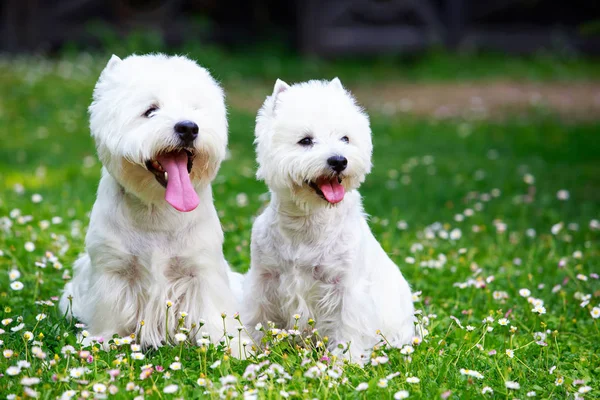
59,54,246,354
242,78,416,363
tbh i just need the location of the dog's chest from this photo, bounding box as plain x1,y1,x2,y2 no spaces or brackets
267,231,352,271
258,229,357,302
272,243,350,324
103,220,210,278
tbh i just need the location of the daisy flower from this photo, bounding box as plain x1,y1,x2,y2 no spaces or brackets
531,305,546,315
460,369,484,379
505,381,520,390
20,377,40,386
377,379,388,388
556,190,569,200
92,384,106,393
163,385,178,393
6,366,21,376
8,270,20,281
578,386,592,394
555,377,564,386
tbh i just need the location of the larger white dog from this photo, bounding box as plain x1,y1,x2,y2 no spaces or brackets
243,78,416,363
60,54,245,352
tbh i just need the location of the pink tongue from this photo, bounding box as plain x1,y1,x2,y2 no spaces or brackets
317,177,345,204
156,151,199,212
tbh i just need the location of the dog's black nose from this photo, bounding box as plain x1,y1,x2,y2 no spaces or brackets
327,155,348,173
174,120,199,145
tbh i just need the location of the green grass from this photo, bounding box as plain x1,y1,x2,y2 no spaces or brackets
0,51,599,399
6,40,600,86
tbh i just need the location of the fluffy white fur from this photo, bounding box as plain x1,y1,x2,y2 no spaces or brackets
59,54,246,354
243,78,416,363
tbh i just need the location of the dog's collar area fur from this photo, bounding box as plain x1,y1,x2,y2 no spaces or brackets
270,189,357,222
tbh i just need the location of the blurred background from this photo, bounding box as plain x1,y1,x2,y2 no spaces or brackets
2,0,600,55
1,0,599,271
3,0,600,118
3,1,600,114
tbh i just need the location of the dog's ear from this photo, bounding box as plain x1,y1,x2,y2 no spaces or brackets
273,79,290,97
104,54,122,72
329,77,344,91
271,79,290,112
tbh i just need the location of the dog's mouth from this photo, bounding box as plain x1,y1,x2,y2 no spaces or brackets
307,176,345,204
145,149,199,212
145,149,194,188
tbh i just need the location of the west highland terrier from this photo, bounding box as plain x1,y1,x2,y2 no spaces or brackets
59,54,246,354
243,78,416,363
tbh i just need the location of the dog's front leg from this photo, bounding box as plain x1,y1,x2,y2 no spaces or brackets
179,261,250,359
86,269,146,345
70,240,151,348
326,287,382,365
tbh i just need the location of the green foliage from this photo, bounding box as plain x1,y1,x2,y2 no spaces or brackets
54,26,600,85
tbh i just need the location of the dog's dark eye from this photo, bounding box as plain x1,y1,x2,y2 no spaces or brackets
143,106,159,118
341,136,349,143
298,137,313,146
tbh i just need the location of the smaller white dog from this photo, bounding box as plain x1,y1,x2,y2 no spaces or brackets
243,78,416,363
59,54,246,354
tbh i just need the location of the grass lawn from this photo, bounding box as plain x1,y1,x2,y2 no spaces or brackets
0,50,599,399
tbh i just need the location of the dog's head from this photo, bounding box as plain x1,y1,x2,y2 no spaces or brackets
255,78,372,210
89,54,227,212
